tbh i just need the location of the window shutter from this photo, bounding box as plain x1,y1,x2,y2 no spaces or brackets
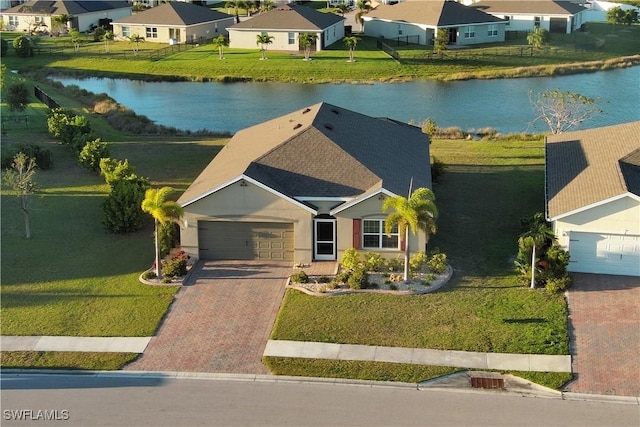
352,219,361,249
400,237,406,251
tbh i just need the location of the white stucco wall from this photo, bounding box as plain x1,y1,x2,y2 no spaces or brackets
499,12,584,34
113,19,233,43
552,196,640,251
2,7,132,33
229,25,343,52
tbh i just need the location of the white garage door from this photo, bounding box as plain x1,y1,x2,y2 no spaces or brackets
568,232,640,276
198,221,294,261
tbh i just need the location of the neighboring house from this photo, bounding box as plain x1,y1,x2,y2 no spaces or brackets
1,0,132,33
545,122,640,277
178,102,432,264
363,0,506,46
228,4,345,52
473,0,587,34
112,2,234,44
581,0,640,23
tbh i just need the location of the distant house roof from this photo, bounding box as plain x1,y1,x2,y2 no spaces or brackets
366,0,505,27
229,4,344,31
4,0,131,15
114,2,232,26
178,102,430,208
546,122,640,219
473,0,586,16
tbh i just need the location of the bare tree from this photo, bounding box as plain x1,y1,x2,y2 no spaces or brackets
529,89,602,134
3,152,37,239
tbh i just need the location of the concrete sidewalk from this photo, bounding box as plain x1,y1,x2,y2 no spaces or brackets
263,340,572,373
1,336,152,353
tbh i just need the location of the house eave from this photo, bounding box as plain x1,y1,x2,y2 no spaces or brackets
330,188,396,216
548,192,640,222
180,175,317,215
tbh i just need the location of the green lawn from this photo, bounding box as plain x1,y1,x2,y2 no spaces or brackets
2,23,638,83
266,138,572,388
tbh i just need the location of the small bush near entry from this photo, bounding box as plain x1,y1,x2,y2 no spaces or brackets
341,248,361,271
427,250,448,274
331,270,352,286
364,252,385,272
409,251,428,273
142,270,156,280
290,270,309,284
348,268,369,290
162,252,188,278
387,257,403,272
545,275,572,294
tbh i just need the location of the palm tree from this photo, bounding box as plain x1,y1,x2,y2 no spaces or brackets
343,35,360,62
383,187,438,282
103,30,114,53
355,0,371,32
212,35,229,59
52,14,72,35
129,34,145,56
519,213,555,288
256,33,274,60
141,187,184,278
298,33,317,61
70,29,81,52
225,0,241,23
260,0,274,12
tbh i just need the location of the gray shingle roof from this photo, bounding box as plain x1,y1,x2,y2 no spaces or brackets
229,4,344,31
473,0,586,16
114,2,232,26
5,0,131,15
546,122,640,219
178,102,431,207
367,0,505,27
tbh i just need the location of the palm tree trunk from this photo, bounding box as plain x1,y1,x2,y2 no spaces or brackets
403,228,410,282
154,219,161,277
530,244,536,289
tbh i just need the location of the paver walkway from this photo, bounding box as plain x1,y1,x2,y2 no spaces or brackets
124,260,292,374
565,273,640,397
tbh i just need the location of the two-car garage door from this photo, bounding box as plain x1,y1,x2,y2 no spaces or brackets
568,232,640,276
198,221,294,261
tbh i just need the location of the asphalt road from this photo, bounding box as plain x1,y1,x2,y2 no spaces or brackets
1,373,638,427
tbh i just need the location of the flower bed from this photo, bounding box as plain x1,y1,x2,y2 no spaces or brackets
139,249,195,286
288,265,453,296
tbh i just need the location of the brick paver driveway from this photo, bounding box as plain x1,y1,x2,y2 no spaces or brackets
565,273,640,397
125,260,292,374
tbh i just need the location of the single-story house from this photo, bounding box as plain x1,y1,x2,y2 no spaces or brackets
111,2,234,44
177,102,432,264
581,0,640,23
473,0,587,34
545,122,640,277
363,0,507,46
228,4,345,52
1,0,132,33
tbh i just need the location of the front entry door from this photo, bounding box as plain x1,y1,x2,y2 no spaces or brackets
314,218,336,260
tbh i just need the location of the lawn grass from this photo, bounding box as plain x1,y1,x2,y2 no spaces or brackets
1,352,138,371
2,23,638,83
1,134,225,338
266,137,572,388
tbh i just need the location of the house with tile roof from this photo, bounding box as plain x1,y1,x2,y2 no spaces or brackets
228,4,345,52
177,102,432,264
111,2,233,44
363,0,506,46
473,0,587,34
545,122,640,276
1,0,132,33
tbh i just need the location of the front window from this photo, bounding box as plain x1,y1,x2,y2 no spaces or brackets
288,32,295,44
363,220,399,249
464,26,475,39
534,16,541,28
8,16,18,26
122,26,130,37
146,27,158,39
488,24,498,37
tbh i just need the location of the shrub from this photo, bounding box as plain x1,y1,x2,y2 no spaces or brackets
162,257,188,278
388,283,398,291
290,270,309,284
545,275,572,294
6,82,30,112
102,176,149,233
1,39,8,57
78,139,109,172
317,276,331,284
47,108,92,146
427,250,448,274
340,248,361,271
364,252,385,272
1,144,53,170
158,222,180,258
142,270,156,280
421,118,438,137
331,270,352,286
348,268,369,290
409,251,428,273
99,158,137,186
12,35,34,57
387,257,403,272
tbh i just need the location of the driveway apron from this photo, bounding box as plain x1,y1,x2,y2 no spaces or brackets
125,260,292,374
565,273,640,397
